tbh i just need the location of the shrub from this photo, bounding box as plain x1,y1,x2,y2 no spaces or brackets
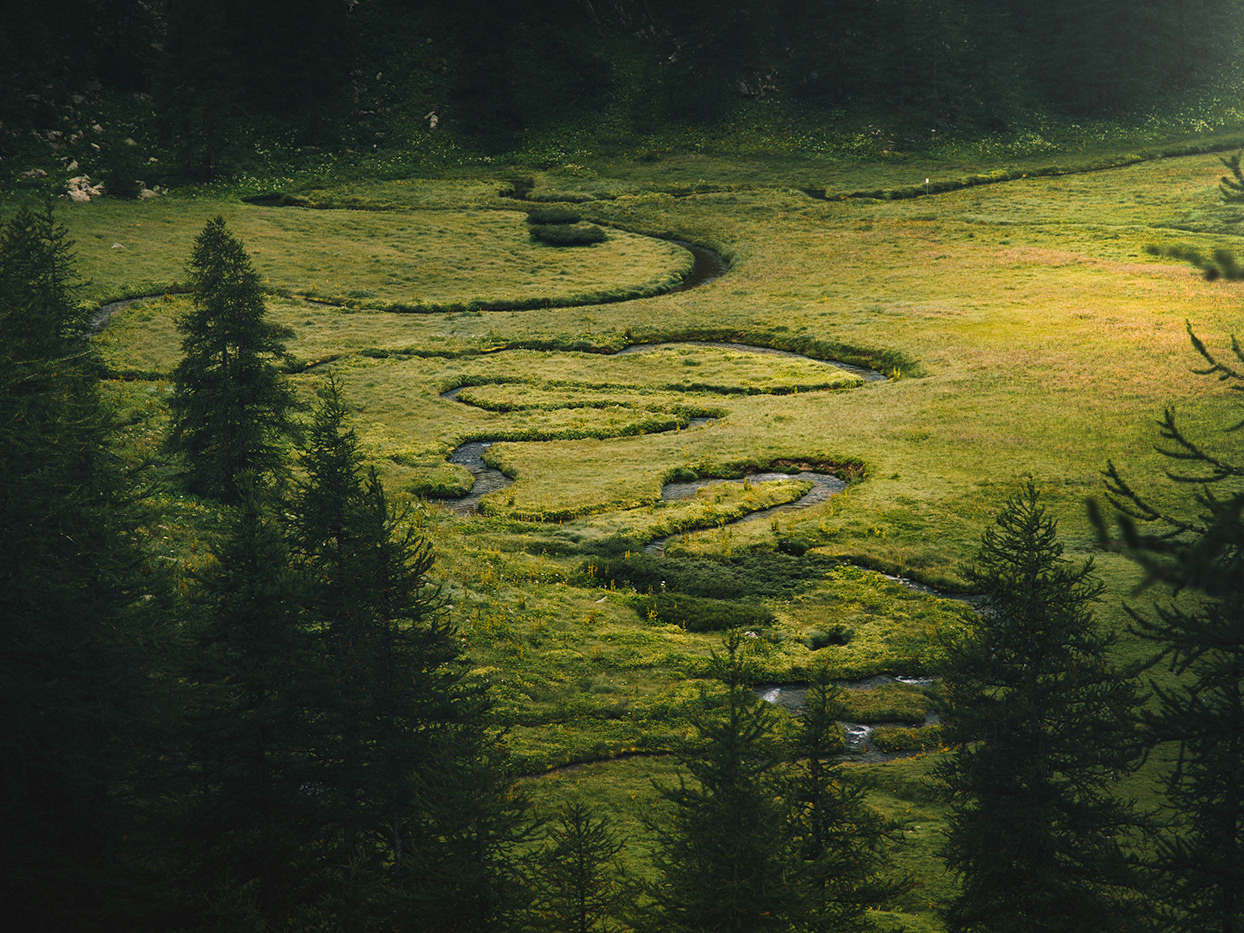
579,550,835,600
804,626,852,649
526,205,581,225
635,592,775,633
777,535,815,556
530,223,607,247
871,725,942,753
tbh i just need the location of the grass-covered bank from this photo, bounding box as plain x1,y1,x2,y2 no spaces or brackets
13,133,1244,929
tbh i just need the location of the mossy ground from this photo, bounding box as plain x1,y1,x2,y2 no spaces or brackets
34,140,1244,929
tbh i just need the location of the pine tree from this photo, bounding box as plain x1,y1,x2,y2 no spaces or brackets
402,722,539,932
167,215,296,502
1095,327,1244,933
528,800,633,933
937,483,1149,933
1220,149,1244,204
0,206,157,927
787,665,907,932
645,629,796,933
178,484,322,927
292,376,534,926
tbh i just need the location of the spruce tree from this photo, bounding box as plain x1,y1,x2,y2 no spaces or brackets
645,629,796,933
292,376,534,926
528,800,632,933
403,721,538,932
1221,149,1244,204
1095,327,1244,933
178,484,322,927
167,215,296,502
787,665,907,932
0,206,157,927
937,483,1148,933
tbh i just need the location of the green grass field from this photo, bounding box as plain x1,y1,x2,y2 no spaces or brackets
26,142,1244,929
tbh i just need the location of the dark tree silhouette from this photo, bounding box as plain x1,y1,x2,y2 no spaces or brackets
167,216,296,502
0,206,158,928
1095,326,1244,933
788,665,908,932
528,799,633,933
645,629,796,933
938,484,1149,933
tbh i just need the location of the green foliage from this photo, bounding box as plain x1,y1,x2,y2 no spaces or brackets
527,800,633,933
580,549,835,600
167,216,297,501
530,222,608,247
937,484,1150,933
645,631,797,932
527,205,583,225
634,591,775,633
0,206,161,927
787,666,909,932
803,626,852,649
1096,327,1244,932
871,725,944,754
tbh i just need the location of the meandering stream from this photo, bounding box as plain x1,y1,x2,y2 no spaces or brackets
438,340,883,523
92,221,964,765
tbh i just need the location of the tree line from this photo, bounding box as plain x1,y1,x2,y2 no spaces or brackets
5,1,1243,177
3,209,1243,930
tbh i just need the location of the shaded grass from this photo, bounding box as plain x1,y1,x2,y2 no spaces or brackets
58,198,692,310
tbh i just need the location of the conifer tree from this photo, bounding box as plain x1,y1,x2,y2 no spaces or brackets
167,215,296,502
937,483,1149,933
179,483,322,926
1221,149,1244,204
402,723,538,932
528,799,632,933
787,666,906,932
292,376,534,925
0,206,157,927
1095,327,1244,933
645,629,796,933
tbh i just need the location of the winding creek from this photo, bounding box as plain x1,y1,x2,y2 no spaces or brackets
92,220,962,762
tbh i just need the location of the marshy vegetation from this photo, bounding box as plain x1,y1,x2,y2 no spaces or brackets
24,140,1237,929
8,4,1244,926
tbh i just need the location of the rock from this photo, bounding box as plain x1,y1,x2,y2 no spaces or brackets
66,174,106,202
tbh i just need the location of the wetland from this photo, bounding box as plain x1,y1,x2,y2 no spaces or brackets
47,142,1244,930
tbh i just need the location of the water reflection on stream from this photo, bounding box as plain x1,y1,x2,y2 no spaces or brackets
757,674,941,762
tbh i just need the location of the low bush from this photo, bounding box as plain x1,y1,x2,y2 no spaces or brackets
804,626,852,649
635,592,775,633
871,724,943,753
530,222,607,246
578,549,835,599
777,535,816,556
526,205,582,224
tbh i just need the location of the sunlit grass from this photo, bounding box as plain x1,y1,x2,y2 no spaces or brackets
77,142,1244,930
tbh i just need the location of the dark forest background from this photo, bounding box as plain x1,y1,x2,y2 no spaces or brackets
4,0,1243,183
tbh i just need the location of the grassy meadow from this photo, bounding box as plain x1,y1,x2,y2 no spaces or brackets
35,142,1244,929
